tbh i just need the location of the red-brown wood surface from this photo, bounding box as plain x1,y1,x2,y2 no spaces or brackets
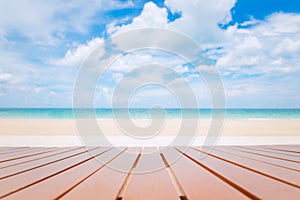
0,147,84,169
181,147,300,199
61,148,140,200
4,148,125,200
121,147,179,200
195,146,300,186
161,147,250,200
260,145,300,154
213,146,300,171
0,148,30,154
0,145,298,200
231,146,300,162
0,147,59,164
0,147,108,198
0,148,41,158
253,146,300,158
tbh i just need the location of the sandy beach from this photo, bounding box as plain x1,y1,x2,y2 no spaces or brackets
1,119,299,136
1,119,299,146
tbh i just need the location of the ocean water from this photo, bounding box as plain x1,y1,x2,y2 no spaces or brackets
0,108,299,119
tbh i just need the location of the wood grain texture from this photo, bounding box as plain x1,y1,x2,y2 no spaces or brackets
0,145,298,200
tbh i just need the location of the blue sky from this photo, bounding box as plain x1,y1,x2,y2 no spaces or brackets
0,0,300,108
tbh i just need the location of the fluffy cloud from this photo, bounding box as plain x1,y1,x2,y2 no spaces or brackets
50,37,103,67
0,70,13,84
166,0,236,46
54,0,237,70
107,2,168,35
218,13,300,75
2,0,300,107
107,0,236,47
55,1,300,107
0,0,134,45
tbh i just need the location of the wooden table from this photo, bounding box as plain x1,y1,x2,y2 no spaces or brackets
0,145,299,199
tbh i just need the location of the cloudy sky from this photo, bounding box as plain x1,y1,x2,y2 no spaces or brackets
0,0,299,108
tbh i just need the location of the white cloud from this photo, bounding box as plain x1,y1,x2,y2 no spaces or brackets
109,53,154,73
65,1,300,107
128,85,180,108
257,13,300,35
0,29,9,46
0,0,134,45
271,38,300,57
50,37,103,67
107,0,236,48
218,12,300,75
196,65,219,74
54,0,238,71
107,2,168,35
166,0,237,46
240,17,259,27
3,0,299,107
173,65,189,74
0,71,13,84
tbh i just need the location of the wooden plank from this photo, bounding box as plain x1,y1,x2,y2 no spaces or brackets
61,148,140,200
179,147,300,200
0,147,58,163
242,146,300,158
230,146,300,163
0,147,45,159
161,147,250,200
196,147,300,187
0,147,84,169
259,145,300,156
0,148,26,153
0,147,95,180
0,147,29,153
0,147,36,156
263,145,300,153
4,148,126,200
213,146,300,172
121,147,179,200
0,147,109,198
0,145,298,199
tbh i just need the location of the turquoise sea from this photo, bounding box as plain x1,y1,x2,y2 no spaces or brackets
0,108,299,119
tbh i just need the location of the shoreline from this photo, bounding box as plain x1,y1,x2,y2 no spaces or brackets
1,118,300,120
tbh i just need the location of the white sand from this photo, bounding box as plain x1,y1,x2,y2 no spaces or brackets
0,119,299,136
0,119,299,146
0,135,299,147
